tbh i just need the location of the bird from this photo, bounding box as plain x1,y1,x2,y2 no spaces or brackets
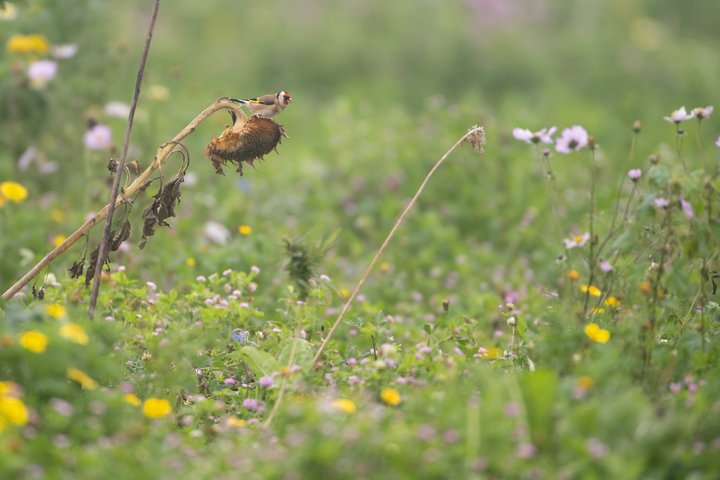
229,91,293,118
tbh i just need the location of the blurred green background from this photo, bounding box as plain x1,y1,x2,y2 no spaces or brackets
1,0,719,308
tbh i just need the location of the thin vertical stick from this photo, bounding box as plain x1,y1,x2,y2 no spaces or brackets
312,127,484,363
87,0,161,319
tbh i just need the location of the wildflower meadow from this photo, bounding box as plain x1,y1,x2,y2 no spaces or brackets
1,0,720,478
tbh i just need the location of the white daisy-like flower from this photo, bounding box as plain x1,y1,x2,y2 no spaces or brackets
555,125,589,154
563,232,590,249
104,101,131,118
663,107,693,124
0,2,18,21
512,126,557,145
82,124,112,150
27,60,58,89
204,221,230,245
690,106,713,120
51,44,78,59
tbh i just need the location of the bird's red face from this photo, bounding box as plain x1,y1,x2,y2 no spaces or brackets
280,92,292,106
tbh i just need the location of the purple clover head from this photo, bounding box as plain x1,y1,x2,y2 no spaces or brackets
628,169,641,181
242,398,258,411
680,196,694,218
654,197,669,210
258,376,274,388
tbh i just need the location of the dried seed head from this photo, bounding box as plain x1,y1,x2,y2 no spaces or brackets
462,125,486,155
442,299,450,312
107,157,117,174
205,114,289,176
633,120,642,133
649,154,660,165
587,135,596,151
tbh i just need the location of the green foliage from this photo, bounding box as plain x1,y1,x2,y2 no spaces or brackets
1,0,720,478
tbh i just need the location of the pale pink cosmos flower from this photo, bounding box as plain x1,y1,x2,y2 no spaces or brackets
563,232,590,249
628,169,641,181
512,126,557,144
690,106,713,120
251,266,260,275
663,107,693,124
27,60,58,89
555,125,589,154
83,124,112,150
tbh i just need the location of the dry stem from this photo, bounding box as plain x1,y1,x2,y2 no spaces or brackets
311,127,485,363
2,100,246,301
88,0,160,319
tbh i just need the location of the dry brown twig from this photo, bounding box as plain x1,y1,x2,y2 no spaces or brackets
1,99,250,301
311,125,486,363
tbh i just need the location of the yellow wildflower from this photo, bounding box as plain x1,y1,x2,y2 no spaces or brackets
580,285,601,297
238,225,252,236
340,289,350,299
591,308,605,314
567,269,580,280
604,297,621,308
584,323,610,344
148,85,170,102
380,262,390,272
186,257,196,266
331,398,357,413
45,304,67,319
143,398,172,418
577,376,594,390
122,394,141,406
478,347,501,359
51,235,66,247
638,282,652,295
6,34,50,55
226,417,247,427
67,367,97,389
0,396,28,426
0,181,28,202
380,388,401,406
50,209,66,222
59,324,89,345
20,331,48,353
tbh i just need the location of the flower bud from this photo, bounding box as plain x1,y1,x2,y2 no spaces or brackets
505,302,515,311
506,317,517,327
633,120,642,133
587,135,596,151
649,154,659,165
442,299,450,312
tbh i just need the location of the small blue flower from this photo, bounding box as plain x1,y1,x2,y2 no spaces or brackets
232,329,245,342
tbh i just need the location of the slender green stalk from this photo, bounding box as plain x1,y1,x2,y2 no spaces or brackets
696,120,709,175
581,149,597,318
676,127,688,173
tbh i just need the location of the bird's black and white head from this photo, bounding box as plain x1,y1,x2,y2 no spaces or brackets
277,91,293,106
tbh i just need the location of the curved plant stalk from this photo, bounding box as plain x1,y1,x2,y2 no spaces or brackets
311,126,486,363
2,99,247,301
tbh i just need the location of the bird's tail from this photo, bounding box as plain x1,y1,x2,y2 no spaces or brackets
229,98,250,105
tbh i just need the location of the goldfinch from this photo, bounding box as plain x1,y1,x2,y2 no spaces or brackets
230,91,293,118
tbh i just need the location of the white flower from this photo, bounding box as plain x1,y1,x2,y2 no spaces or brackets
512,126,557,145
663,107,693,124
563,232,590,249
82,124,112,150
555,125,588,154
104,101,131,118
51,44,78,59
27,60,58,89
690,106,713,120
0,2,18,20
204,221,230,244
251,266,260,275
